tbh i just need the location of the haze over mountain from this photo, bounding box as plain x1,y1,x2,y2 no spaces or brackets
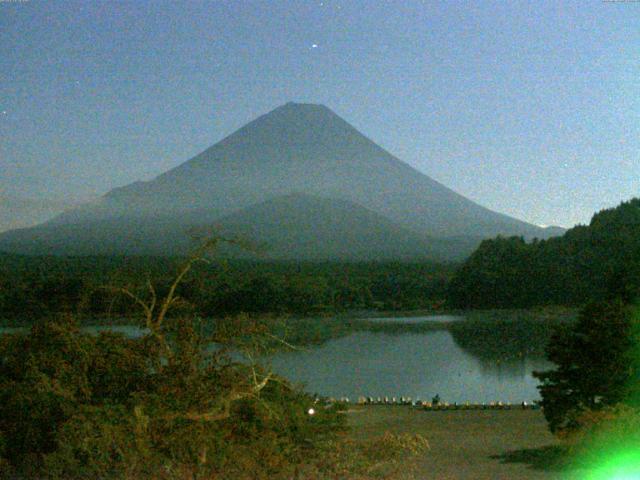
0,194,85,234
0,103,562,260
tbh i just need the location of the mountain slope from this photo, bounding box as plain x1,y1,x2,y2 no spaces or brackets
0,194,82,233
0,102,558,259
213,193,480,260
0,193,479,260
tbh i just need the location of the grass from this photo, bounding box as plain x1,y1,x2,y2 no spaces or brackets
346,406,580,479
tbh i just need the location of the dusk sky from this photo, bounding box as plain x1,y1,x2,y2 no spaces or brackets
1,0,638,228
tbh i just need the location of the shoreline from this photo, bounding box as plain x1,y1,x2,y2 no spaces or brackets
0,305,578,327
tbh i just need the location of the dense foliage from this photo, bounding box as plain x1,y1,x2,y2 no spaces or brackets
534,300,640,434
447,199,640,309
0,256,453,324
0,314,353,479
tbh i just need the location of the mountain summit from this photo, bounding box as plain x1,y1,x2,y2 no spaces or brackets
0,103,559,259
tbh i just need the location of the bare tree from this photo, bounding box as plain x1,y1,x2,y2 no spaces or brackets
105,235,287,423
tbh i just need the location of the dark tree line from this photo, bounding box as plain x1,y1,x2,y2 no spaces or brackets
447,199,640,309
0,256,454,323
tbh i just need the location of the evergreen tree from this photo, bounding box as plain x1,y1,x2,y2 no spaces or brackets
534,300,640,433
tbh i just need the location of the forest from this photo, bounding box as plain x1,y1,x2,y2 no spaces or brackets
2,199,639,326
0,255,453,324
447,199,640,309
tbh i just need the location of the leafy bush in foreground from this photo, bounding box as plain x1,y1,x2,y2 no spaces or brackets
0,314,350,479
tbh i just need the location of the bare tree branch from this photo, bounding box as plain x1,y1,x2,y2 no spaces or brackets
263,331,306,352
104,286,153,322
146,278,157,317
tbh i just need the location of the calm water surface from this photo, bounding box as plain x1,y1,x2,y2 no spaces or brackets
267,330,551,403
0,315,553,403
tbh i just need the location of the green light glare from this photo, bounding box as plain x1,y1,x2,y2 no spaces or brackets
574,304,640,480
584,450,640,480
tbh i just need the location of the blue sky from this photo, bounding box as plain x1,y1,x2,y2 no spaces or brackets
1,0,638,227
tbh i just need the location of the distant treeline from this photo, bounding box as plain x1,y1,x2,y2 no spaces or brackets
447,199,640,308
0,255,454,322
3,199,638,319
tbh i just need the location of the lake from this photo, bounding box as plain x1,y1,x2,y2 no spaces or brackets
267,329,552,404
0,314,555,404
